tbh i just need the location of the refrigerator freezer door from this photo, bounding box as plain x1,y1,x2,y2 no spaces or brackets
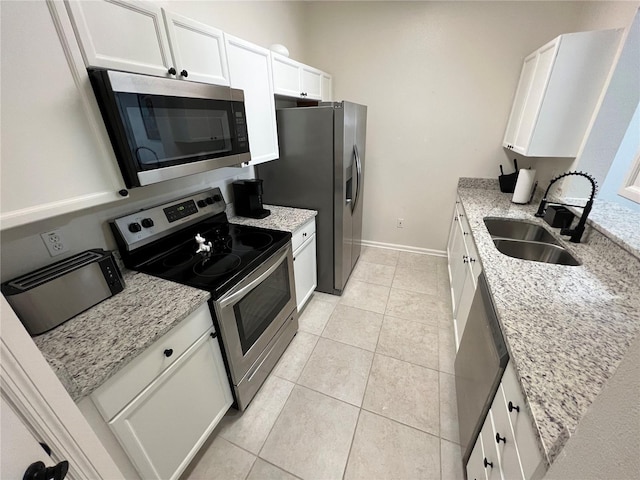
258,107,337,293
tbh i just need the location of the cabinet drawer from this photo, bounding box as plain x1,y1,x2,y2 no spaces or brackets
501,362,544,479
492,386,526,480
467,434,487,480
480,413,502,480
93,303,213,421
292,218,316,251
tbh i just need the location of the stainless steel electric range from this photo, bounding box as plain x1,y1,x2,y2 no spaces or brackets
110,188,298,410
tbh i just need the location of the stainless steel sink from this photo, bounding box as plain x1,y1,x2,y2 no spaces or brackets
484,217,581,266
484,218,560,245
492,239,581,266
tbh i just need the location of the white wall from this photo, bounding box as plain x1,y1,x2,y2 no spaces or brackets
302,1,638,252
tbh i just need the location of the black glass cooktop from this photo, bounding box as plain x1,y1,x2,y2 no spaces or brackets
129,215,291,298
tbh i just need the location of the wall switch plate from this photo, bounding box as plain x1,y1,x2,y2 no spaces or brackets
396,218,404,228
40,229,69,257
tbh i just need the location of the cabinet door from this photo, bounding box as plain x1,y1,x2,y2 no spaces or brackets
450,217,467,317
504,51,537,151
272,52,302,97
294,234,317,311
301,65,322,100
226,34,279,164
109,330,232,480
1,0,125,229
514,39,559,154
66,0,173,77
162,10,229,86
321,73,333,102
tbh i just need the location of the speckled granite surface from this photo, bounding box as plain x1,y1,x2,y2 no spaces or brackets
229,205,317,232
579,199,640,260
457,180,640,466
34,270,210,401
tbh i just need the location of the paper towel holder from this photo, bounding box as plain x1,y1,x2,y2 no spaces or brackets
511,167,537,204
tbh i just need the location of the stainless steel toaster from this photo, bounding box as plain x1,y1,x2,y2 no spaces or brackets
1,249,125,335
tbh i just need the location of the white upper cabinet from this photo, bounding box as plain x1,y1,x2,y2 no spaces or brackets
1,0,125,230
225,34,279,165
162,10,229,85
271,52,329,101
321,73,333,102
66,0,230,85
66,0,173,78
503,29,621,157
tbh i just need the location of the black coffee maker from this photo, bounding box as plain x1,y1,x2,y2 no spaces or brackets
232,179,271,219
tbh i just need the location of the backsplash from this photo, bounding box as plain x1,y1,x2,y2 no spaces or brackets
0,166,254,282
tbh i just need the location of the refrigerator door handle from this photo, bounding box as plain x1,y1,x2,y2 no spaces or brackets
352,144,362,213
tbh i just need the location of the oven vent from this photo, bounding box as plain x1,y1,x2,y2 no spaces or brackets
7,251,104,291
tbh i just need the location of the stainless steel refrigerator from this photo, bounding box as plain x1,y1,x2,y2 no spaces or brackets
257,101,367,295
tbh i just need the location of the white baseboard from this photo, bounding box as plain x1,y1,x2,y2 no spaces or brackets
360,239,446,257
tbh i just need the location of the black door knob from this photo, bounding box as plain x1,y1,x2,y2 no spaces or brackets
168,67,177,75
496,432,506,444
180,69,188,78
23,460,69,480
483,458,493,469
164,348,173,357
508,401,520,413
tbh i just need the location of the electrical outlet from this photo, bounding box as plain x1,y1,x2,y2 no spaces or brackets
397,218,404,228
40,229,69,257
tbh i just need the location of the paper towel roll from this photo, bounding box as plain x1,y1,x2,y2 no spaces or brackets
512,169,537,204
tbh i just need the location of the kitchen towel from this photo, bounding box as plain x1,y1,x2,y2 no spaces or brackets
512,168,537,204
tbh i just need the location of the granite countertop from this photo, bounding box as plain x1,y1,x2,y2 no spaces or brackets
34,270,210,401
229,204,317,232
457,178,640,466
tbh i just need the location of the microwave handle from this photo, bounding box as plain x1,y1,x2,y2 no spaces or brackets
218,247,289,309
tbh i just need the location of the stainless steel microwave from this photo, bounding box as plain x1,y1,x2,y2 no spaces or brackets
88,68,250,188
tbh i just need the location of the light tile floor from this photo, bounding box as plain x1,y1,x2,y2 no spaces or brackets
181,247,463,480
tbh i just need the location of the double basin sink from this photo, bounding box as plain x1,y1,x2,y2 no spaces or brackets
484,218,581,266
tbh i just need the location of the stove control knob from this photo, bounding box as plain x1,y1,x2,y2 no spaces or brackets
212,194,222,202
141,218,154,228
128,222,142,233
205,197,214,205
197,200,207,208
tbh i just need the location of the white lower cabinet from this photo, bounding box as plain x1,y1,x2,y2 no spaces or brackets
292,218,317,311
466,362,544,480
447,197,482,347
90,304,232,480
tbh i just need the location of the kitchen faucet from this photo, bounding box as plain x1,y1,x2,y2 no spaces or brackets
534,171,597,243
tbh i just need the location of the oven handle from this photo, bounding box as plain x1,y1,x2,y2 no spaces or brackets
218,247,289,309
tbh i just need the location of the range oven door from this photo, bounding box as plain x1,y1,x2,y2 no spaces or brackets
213,243,297,391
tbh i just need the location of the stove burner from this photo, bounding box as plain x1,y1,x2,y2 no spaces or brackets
194,254,242,277
228,232,273,251
163,252,195,268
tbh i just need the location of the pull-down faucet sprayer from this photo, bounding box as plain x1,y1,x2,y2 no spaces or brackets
534,171,597,243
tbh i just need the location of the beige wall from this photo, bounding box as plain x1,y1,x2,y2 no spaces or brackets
302,1,638,252
156,0,307,59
